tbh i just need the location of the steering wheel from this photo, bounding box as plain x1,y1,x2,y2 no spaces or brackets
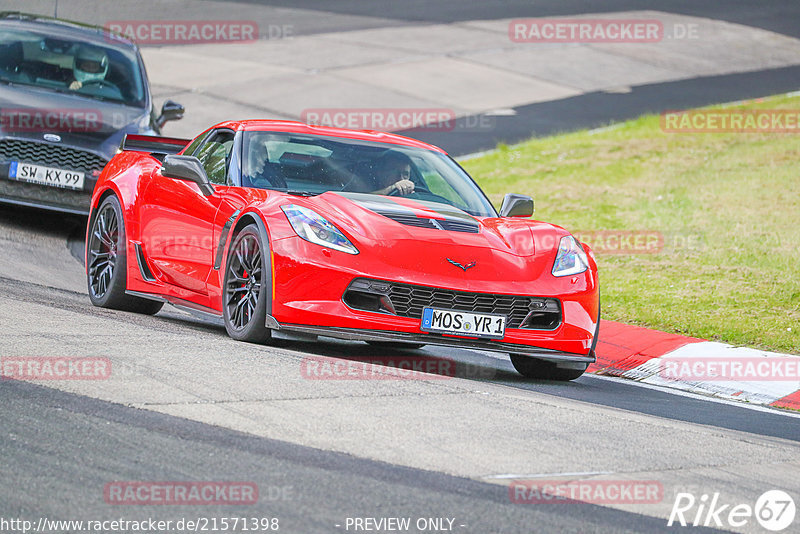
387,178,433,197
387,183,420,197
267,173,288,189
252,167,287,189
81,79,120,92
392,188,453,206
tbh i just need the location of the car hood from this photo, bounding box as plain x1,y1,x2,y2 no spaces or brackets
293,191,571,288
0,83,151,161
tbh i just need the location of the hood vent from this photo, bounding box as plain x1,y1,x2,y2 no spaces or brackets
334,192,482,234
373,209,480,233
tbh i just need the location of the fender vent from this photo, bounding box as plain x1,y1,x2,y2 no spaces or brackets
133,242,156,282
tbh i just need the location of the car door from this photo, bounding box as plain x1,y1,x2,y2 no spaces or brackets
138,128,234,297
203,129,255,309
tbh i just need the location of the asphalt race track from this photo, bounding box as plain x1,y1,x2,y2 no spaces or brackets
1,2,799,533
1,203,798,532
3,379,718,534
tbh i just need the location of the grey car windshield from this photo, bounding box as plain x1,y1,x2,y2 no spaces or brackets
241,131,497,217
0,27,146,107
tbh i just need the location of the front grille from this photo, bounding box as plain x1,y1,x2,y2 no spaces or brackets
389,284,532,327
0,139,107,174
344,278,561,330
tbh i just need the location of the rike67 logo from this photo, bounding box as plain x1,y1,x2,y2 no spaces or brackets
668,490,796,531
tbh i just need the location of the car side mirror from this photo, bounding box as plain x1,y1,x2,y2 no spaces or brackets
161,155,214,196
156,100,185,128
499,193,534,217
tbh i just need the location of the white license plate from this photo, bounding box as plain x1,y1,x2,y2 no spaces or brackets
421,307,506,339
9,161,85,190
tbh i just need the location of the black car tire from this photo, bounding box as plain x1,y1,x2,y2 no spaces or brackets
86,195,163,315
223,224,272,344
509,354,586,381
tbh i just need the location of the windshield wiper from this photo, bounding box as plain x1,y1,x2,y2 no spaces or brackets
286,190,318,197
266,188,317,197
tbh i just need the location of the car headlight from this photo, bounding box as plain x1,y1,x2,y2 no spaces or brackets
281,204,359,255
552,236,589,277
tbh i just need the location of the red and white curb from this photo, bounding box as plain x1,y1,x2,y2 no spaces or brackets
590,321,800,411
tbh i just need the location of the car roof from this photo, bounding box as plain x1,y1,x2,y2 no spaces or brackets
0,12,137,51
218,119,448,154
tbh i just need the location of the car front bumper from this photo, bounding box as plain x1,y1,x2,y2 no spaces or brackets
266,317,596,366
0,171,93,215
0,140,105,215
266,236,600,361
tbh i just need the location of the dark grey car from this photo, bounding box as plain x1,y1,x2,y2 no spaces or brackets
0,12,183,214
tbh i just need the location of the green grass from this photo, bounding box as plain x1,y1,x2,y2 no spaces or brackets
460,94,800,354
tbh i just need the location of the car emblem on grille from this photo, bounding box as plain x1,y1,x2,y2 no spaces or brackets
43,134,62,143
447,258,477,271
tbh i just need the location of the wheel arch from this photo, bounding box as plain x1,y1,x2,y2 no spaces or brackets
224,210,274,318
85,186,124,273
232,210,267,238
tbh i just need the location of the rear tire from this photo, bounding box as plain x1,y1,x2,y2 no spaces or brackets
509,354,586,381
223,224,272,344
86,195,163,315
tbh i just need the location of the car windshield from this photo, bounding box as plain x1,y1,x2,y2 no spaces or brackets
241,131,497,217
0,26,146,107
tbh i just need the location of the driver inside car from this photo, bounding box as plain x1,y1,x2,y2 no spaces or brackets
69,45,108,90
371,151,415,196
244,139,285,188
247,140,269,178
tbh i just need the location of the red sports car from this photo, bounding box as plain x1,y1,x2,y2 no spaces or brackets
86,120,599,380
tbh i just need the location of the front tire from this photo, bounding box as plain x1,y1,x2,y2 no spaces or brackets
86,195,163,315
223,224,272,343
509,354,586,381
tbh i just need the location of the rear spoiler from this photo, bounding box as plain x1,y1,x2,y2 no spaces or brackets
121,134,191,156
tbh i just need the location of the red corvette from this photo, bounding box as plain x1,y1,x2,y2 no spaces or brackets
86,120,599,380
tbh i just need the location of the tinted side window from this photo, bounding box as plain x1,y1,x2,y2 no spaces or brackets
182,132,209,157
195,130,235,185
